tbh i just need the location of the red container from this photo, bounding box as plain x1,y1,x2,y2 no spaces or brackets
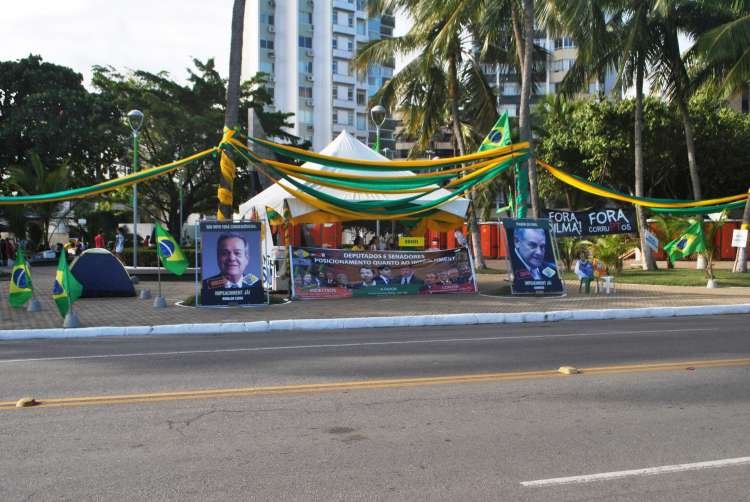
479,222,499,258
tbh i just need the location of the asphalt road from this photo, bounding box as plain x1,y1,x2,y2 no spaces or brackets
1,315,750,501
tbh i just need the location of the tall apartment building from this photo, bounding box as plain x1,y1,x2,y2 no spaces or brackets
488,34,619,118
242,0,396,152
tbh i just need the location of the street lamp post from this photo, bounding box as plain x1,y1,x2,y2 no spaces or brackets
370,104,386,154
127,109,144,269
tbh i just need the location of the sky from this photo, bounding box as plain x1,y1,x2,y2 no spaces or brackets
1,0,235,86
1,1,413,88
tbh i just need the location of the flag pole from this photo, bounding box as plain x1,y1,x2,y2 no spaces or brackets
153,226,167,308
63,252,80,328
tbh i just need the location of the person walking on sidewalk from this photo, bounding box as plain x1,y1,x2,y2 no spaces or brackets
115,227,126,262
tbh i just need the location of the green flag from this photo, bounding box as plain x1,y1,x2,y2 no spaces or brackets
9,248,33,308
155,222,188,275
52,252,83,318
478,111,512,151
663,221,707,262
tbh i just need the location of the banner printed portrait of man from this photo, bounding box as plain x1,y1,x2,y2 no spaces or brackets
506,221,563,294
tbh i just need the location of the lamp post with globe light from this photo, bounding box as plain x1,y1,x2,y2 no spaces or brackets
126,110,144,270
370,104,386,153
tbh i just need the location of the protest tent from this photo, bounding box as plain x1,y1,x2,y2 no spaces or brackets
70,248,136,298
238,131,470,234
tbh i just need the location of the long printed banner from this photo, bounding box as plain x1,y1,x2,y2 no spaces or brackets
542,208,636,237
290,247,477,300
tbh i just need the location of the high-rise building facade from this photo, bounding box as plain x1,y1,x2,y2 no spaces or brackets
242,0,395,152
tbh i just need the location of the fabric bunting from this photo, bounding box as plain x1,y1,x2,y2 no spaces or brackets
538,160,748,209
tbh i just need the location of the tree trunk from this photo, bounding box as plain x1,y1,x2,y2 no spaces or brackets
634,59,657,271
448,56,486,269
520,0,539,218
676,96,708,269
732,190,750,272
218,0,246,219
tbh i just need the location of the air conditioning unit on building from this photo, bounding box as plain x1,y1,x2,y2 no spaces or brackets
305,98,315,107
268,25,275,33
268,51,275,59
306,49,315,57
306,124,314,130
306,74,315,82
267,75,275,83
269,0,276,6
307,0,314,5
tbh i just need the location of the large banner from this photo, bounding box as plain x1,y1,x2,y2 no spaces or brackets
290,247,477,300
200,221,264,306
542,208,636,237
502,219,564,295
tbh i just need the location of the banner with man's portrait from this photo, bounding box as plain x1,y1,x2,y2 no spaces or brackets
502,219,564,295
290,247,477,300
200,221,263,306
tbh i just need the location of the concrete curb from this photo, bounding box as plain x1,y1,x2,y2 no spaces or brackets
1,303,749,341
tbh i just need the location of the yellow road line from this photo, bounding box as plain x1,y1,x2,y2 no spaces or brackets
2,358,749,411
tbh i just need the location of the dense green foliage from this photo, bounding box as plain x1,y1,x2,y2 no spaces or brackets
534,94,750,210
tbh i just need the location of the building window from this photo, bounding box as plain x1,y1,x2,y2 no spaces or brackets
298,36,313,49
332,38,338,49
299,86,313,98
357,113,366,130
554,37,576,50
260,39,274,50
357,19,366,36
299,11,312,24
260,13,275,25
347,87,354,101
356,90,366,105
260,61,274,74
298,110,314,124
348,110,354,125
299,61,313,74
332,61,338,74
347,39,354,51
348,13,354,27
552,59,575,72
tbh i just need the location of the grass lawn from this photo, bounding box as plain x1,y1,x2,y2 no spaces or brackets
567,268,750,287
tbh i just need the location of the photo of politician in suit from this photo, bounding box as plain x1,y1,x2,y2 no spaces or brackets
509,226,562,293
202,233,260,290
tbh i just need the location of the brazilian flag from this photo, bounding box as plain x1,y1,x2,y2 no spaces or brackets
478,111,512,151
52,252,83,318
155,222,188,275
9,248,33,308
664,221,707,262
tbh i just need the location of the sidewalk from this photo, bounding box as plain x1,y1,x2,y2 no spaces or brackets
2,263,750,331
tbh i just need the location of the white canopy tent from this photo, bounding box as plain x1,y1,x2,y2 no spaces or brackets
238,130,469,228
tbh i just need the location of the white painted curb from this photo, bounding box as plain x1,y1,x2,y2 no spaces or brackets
1,303,749,341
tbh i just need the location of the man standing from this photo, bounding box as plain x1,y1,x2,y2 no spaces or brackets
94,229,105,249
202,233,259,289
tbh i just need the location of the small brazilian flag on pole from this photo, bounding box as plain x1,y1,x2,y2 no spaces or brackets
478,111,512,151
9,248,33,308
664,220,707,262
155,222,188,275
52,252,83,318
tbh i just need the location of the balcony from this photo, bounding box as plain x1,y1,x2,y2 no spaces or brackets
333,98,356,109
332,73,356,85
333,0,356,11
333,24,355,36
333,48,354,59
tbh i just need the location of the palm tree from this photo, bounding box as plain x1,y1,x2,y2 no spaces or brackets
218,0,246,220
8,153,70,248
543,0,659,270
357,0,492,268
